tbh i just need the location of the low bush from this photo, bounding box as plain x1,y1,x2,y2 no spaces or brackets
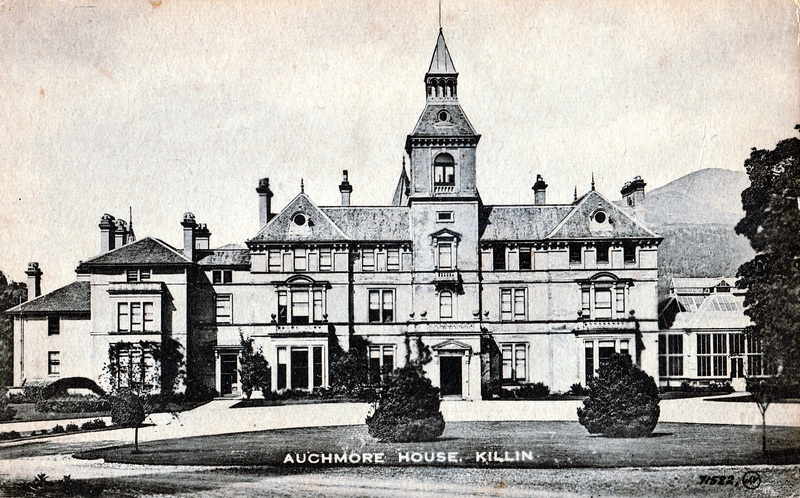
184,382,219,402
65,423,79,432
41,377,106,399
8,384,46,404
35,396,109,414
51,425,65,434
81,419,106,430
515,383,550,399
578,353,660,438
569,383,590,396
0,430,21,440
0,387,16,421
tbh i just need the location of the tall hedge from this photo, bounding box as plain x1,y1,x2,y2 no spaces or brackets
366,338,445,442
578,352,660,438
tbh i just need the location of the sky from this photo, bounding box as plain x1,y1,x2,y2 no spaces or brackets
0,0,798,288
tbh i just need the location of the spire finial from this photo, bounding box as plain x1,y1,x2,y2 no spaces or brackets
574,186,578,202
300,178,305,194
591,172,595,191
439,0,442,28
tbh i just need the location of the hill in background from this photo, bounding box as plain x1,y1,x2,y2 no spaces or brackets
642,168,755,299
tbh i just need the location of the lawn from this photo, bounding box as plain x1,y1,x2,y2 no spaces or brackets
75,421,800,468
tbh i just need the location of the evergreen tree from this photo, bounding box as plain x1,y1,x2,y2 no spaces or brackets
578,352,660,438
238,332,270,399
366,337,445,442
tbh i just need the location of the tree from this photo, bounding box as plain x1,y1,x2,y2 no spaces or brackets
577,352,660,438
328,327,369,393
0,272,27,386
366,337,445,442
238,332,270,399
109,389,146,453
735,126,800,380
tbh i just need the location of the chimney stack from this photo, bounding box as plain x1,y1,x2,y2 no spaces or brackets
114,219,128,248
25,262,42,301
99,214,116,253
339,170,352,206
256,178,274,227
621,176,647,222
195,223,211,250
181,212,197,261
532,174,548,205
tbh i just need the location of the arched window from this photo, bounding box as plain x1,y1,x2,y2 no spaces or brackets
434,153,455,186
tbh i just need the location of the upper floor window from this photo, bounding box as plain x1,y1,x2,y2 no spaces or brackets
596,242,610,264
387,248,400,271
438,242,453,269
268,249,282,272
439,291,453,319
368,289,394,323
319,248,332,271
500,288,526,321
212,270,233,284
433,153,455,185
580,277,627,320
437,211,454,223
117,301,156,333
278,288,326,325
569,243,582,264
294,248,307,271
362,248,375,271
623,242,637,264
493,244,506,271
519,247,532,270
126,269,151,282
48,315,60,336
215,295,232,324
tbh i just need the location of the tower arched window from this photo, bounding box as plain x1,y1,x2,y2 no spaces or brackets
434,153,455,186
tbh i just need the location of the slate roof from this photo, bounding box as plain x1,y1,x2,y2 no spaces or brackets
249,193,349,243
5,281,90,315
197,248,251,267
409,103,477,137
479,205,574,240
428,29,457,74
391,164,411,207
547,190,659,239
78,237,191,269
322,207,410,241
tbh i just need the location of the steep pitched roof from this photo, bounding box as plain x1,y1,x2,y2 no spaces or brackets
664,293,750,330
322,207,410,241
428,29,457,74
77,237,191,268
197,248,251,267
671,277,737,291
547,190,659,239
249,193,349,243
391,163,411,206
479,205,574,241
5,281,90,315
409,103,477,137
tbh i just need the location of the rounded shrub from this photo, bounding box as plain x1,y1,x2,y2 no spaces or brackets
577,352,660,438
366,363,445,443
109,390,146,428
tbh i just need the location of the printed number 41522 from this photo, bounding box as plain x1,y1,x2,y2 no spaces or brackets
699,475,735,485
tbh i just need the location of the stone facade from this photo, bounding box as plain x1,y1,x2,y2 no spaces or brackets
7,30,663,399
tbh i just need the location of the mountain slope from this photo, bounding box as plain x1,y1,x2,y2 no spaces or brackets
644,168,755,299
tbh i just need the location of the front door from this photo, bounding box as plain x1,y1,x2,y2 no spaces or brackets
440,356,462,397
220,354,238,396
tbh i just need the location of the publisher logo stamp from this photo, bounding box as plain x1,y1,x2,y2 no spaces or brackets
742,471,761,490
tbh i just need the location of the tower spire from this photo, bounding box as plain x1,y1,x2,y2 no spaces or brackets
591,172,595,191
439,0,442,28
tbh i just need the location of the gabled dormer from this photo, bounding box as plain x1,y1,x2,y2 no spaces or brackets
405,29,480,202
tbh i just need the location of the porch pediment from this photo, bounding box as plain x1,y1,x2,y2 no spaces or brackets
431,339,472,352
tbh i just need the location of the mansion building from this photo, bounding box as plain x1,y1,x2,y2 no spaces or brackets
8,30,665,399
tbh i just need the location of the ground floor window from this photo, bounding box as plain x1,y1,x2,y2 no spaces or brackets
695,332,765,378
658,334,684,377
110,343,157,392
584,338,631,384
501,343,527,382
697,333,728,377
48,351,60,376
276,345,324,390
368,345,395,385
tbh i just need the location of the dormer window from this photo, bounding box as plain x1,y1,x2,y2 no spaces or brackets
437,110,450,122
433,153,455,186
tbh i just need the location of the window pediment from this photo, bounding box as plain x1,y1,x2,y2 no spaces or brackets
429,228,461,241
